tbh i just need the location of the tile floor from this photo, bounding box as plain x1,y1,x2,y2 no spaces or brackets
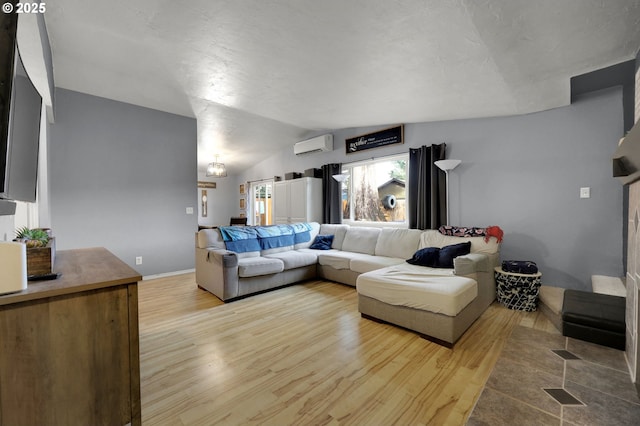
467,326,640,425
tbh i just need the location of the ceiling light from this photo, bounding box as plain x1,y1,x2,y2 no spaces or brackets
332,173,348,182
206,155,227,177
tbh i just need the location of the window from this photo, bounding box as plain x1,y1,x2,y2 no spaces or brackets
341,154,408,225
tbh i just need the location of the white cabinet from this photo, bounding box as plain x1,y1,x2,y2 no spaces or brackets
274,177,322,224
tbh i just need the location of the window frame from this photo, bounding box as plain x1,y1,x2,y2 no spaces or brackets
341,153,409,228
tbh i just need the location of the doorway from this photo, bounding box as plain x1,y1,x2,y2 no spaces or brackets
251,181,273,226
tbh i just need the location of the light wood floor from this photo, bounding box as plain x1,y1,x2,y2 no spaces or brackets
138,273,558,425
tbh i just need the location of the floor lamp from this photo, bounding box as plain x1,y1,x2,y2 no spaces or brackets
434,159,461,225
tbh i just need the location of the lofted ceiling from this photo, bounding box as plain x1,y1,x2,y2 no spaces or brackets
42,0,640,175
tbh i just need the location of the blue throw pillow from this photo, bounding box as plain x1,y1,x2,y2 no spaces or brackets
407,242,471,268
310,234,334,250
437,241,471,268
406,247,440,267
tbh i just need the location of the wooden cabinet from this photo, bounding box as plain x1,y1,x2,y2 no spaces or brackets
0,248,142,426
274,177,322,224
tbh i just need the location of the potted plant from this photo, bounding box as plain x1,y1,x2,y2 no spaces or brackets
14,227,55,276
15,227,50,247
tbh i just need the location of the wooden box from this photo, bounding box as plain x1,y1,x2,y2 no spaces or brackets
27,237,55,276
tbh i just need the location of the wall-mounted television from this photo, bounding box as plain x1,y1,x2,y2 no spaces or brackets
0,30,43,203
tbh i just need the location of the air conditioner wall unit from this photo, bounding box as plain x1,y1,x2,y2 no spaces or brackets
294,134,333,155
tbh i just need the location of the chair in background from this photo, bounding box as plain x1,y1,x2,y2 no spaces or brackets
229,217,247,226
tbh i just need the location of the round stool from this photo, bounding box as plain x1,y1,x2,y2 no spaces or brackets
494,266,542,311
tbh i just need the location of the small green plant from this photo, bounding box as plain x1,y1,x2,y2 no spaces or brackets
15,227,50,248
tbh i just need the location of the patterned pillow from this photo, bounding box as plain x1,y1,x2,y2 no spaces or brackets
438,225,486,237
439,225,504,243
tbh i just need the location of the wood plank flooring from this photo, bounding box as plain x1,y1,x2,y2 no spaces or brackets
138,273,558,425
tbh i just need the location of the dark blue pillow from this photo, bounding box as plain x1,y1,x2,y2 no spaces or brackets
407,242,471,268
310,234,334,250
406,247,440,267
437,241,471,268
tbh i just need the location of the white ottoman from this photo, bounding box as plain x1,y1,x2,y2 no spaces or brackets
356,264,481,346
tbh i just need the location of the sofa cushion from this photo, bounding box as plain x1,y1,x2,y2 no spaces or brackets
419,230,499,254
294,222,320,249
317,251,374,270
261,245,294,256
318,224,349,250
350,255,405,274
236,251,261,259
375,228,422,259
310,234,334,250
341,227,381,255
197,228,225,250
264,250,318,270
237,257,284,277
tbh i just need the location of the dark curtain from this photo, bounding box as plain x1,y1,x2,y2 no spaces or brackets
408,143,446,230
321,163,342,224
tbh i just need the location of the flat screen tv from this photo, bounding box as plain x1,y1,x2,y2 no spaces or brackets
0,39,42,203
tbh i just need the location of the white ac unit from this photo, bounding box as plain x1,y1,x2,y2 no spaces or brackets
294,134,333,155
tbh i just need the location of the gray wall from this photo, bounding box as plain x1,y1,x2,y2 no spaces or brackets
196,173,238,228
240,87,624,290
49,89,197,276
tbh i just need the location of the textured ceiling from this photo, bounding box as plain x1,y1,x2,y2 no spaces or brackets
42,0,640,174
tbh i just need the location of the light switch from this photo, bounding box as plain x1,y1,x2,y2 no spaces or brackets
580,187,590,199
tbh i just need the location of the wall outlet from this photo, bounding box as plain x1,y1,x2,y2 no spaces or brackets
186,207,194,214
135,256,143,265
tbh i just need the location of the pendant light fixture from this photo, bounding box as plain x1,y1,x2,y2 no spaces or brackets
206,155,227,177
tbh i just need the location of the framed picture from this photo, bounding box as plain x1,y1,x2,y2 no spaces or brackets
239,184,245,195
345,124,404,154
240,198,246,210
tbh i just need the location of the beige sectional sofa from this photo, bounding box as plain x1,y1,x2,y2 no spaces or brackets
195,222,501,345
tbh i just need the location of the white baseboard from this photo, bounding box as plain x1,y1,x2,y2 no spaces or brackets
142,268,195,281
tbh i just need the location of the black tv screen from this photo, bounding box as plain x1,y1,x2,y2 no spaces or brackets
0,43,42,203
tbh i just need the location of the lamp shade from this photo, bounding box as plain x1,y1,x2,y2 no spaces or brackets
434,159,461,171
332,173,348,182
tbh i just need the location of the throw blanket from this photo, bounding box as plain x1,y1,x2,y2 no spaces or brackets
256,224,295,249
219,222,313,253
219,226,260,253
438,225,504,243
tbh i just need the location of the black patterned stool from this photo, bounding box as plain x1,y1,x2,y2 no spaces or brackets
494,266,542,311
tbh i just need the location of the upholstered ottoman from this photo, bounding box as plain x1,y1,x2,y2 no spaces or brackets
355,264,487,347
561,289,625,350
